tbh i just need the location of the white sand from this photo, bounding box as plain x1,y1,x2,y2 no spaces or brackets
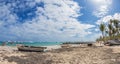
0,46,17,64
0,46,17,53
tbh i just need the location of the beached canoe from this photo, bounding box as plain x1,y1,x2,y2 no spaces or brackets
17,45,47,52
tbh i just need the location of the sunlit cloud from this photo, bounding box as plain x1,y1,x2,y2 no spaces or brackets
96,13,120,25
89,0,112,17
0,0,95,42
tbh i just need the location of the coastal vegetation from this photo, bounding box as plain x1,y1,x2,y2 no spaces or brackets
97,19,120,42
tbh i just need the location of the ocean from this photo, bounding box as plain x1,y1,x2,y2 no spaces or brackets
0,42,63,46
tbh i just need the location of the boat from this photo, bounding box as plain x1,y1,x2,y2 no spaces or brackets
17,45,47,52
105,39,120,46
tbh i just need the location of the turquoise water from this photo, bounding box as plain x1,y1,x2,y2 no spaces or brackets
0,42,63,46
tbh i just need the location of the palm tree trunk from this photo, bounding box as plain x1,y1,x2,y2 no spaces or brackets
102,32,105,43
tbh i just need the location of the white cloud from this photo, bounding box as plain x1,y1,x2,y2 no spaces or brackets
96,13,120,25
95,28,99,32
92,0,112,18
0,0,95,42
0,5,17,26
93,5,108,17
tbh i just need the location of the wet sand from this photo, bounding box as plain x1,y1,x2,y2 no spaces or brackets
0,45,120,64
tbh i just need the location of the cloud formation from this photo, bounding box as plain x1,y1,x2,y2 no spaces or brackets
92,0,112,18
96,13,120,25
0,0,95,42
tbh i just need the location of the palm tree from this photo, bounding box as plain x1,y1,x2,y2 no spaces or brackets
113,19,119,35
108,23,113,38
99,23,105,41
112,28,116,38
98,19,120,42
107,19,120,39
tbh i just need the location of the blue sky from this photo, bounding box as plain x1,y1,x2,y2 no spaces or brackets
0,0,120,42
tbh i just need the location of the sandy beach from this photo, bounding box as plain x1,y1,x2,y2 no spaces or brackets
0,45,120,64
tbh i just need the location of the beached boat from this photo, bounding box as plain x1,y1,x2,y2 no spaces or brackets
105,39,120,46
17,45,47,52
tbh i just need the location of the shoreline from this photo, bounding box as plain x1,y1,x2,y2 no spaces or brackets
0,45,62,51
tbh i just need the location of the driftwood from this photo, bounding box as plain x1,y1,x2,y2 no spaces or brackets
61,44,71,48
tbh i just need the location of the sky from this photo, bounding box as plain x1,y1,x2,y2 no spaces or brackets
0,0,120,42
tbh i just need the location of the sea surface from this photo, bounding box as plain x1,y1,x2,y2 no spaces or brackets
0,42,63,46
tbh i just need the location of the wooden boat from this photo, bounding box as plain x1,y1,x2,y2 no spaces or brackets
17,45,47,52
105,39,120,46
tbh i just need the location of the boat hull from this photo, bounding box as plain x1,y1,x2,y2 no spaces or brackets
17,46,47,52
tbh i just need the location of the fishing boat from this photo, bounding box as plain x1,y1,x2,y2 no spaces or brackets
17,45,47,52
105,39,120,46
